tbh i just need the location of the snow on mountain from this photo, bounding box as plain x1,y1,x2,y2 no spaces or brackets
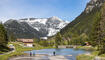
19,18,48,31
47,28,59,36
19,17,69,37
19,18,47,25
4,16,69,39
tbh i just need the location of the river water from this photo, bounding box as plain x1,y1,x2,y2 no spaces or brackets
24,48,90,60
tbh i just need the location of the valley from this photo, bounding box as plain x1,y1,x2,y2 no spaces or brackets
0,0,105,60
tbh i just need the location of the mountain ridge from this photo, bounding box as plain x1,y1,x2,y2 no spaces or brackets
4,16,69,39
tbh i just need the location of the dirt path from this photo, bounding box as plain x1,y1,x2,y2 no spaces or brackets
9,55,73,60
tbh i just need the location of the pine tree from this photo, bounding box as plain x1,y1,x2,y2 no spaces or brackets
90,4,105,55
55,32,62,48
98,4,105,55
9,34,16,42
90,12,101,47
0,24,8,47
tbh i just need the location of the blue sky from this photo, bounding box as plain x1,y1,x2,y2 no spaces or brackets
0,0,90,22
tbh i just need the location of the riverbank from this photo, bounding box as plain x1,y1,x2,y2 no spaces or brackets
75,46,95,60
76,52,105,60
9,54,73,60
0,43,99,60
0,42,54,60
75,46,96,51
8,46,91,60
76,46,105,60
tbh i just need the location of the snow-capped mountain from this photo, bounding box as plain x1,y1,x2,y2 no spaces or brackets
4,16,69,39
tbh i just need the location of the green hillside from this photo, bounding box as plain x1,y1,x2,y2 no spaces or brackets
60,3,104,40
58,1,105,55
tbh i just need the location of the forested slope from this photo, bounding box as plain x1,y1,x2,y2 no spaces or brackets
0,23,9,53
60,0,105,40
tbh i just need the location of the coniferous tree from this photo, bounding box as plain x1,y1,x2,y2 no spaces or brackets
9,34,16,42
55,32,62,48
98,5,105,55
90,4,105,55
0,24,8,47
90,12,101,47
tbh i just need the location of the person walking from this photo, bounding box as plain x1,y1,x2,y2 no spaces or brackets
30,51,32,57
33,52,35,56
53,51,56,56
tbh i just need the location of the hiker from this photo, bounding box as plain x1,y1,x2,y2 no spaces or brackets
53,51,56,56
30,51,32,56
33,52,35,56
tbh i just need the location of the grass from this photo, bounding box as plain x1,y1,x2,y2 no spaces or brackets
92,51,105,57
91,51,99,56
76,46,105,60
76,46,96,51
100,54,105,57
76,46,96,60
76,54,94,60
0,42,54,60
77,51,105,60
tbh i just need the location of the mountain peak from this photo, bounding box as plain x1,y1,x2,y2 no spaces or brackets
49,16,63,21
50,16,59,18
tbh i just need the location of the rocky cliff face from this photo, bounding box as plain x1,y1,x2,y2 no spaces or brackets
4,16,69,39
85,0,105,13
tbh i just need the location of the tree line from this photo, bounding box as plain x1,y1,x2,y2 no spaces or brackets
90,4,105,55
0,23,9,52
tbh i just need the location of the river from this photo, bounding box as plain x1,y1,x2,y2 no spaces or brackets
23,48,90,60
